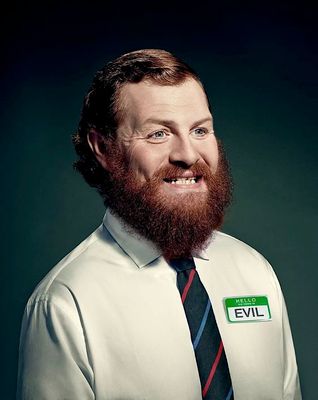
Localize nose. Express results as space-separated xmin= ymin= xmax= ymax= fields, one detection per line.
xmin=169 ymin=135 xmax=200 ymax=167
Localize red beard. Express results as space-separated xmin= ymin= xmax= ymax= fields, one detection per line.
xmin=104 ymin=140 xmax=233 ymax=259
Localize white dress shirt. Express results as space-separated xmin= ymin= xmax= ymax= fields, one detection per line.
xmin=17 ymin=209 xmax=302 ymax=399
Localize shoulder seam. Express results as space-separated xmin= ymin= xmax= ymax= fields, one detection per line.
xmin=33 ymin=227 xmax=101 ymax=297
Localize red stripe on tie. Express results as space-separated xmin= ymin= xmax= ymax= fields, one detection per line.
xmin=181 ymin=269 xmax=196 ymax=303
xmin=202 ymin=341 xmax=224 ymax=398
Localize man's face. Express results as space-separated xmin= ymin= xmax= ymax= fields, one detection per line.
xmin=100 ymin=78 xmax=232 ymax=259
xmin=116 ymin=78 xmax=218 ymax=197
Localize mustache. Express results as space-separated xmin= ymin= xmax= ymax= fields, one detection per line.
xmin=150 ymin=162 xmax=212 ymax=181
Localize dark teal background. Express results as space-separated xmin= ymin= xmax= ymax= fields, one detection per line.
xmin=2 ymin=2 xmax=317 ymax=399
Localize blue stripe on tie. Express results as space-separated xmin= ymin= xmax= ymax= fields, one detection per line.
xmin=225 ymin=387 xmax=233 ymax=400
xmin=193 ymin=300 xmax=211 ymax=350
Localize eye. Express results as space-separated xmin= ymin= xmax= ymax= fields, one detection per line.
xmin=148 ymin=130 xmax=168 ymax=141
xmin=192 ymin=127 xmax=209 ymax=137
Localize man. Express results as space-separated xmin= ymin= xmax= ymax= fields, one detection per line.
xmin=17 ymin=49 xmax=301 ymax=399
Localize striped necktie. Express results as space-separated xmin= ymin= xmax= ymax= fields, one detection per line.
xmin=170 ymin=258 xmax=234 ymax=399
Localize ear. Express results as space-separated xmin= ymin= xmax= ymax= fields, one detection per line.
xmin=87 ymin=129 xmax=110 ymax=171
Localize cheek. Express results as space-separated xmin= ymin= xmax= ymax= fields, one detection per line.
xmin=199 ymin=138 xmax=219 ymax=171
xmin=128 ymin=148 xmax=163 ymax=180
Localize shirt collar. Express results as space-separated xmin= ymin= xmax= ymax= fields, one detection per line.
xmin=103 ymin=208 xmax=210 ymax=268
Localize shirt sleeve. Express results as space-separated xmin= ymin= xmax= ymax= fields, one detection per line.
xmin=266 ymin=259 xmax=302 ymax=400
xmin=17 ymin=285 xmax=95 ymax=400
xmin=281 ymin=295 xmax=302 ymax=400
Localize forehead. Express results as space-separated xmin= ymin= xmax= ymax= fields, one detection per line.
xmin=118 ymin=78 xmax=211 ymax=124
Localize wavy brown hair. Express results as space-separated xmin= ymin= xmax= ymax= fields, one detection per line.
xmin=72 ymin=49 xmax=209 ymax=195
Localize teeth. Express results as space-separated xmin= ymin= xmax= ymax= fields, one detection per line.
xmin=170 ymin=178 xmax=197 ymax=185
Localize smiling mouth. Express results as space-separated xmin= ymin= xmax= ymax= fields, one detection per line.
xmin=163 ymin=176 xmax=201 ymax=185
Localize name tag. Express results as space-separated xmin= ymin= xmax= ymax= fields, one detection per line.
xmin=224 ymin=296 xmax=271 ymax=323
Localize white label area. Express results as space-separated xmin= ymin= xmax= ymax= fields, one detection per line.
xmin=228 ymin=305 xmax=271 ymax=322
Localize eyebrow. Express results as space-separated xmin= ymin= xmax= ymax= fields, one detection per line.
xmin=141 ymin=116 xmax=213 ymax=129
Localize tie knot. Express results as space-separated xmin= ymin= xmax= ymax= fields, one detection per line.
xmin=169 ymin=258 xmax=196 ymax=272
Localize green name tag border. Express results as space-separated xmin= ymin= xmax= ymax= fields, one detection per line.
xmin=224 ymin=295 xmax=271 ymax=323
